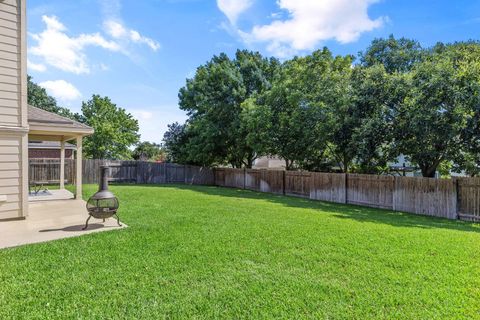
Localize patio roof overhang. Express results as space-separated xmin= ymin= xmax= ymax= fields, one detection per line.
xmin=27 ymin=105 xmax=94 ymax=141
xmin=27 ymin=105 xmax=94 ymax=202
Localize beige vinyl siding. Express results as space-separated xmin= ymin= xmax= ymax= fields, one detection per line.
xmin=0 ymin=169 xmax=19 ymax=178
xmin=0 ymin=34 xmax=17 ymax=46
xmin=0 ymin=135 xmax=21 ymax=218
xmin=0 ymin=97 xmax=18 ymax=108
xmin=0 ymin=153 xmax=19 ymax=162
xmin=0 ymin=0 xmax=20 ymax=127
xmin=0 ymin=80 xmax=18 ymax=91
xmin=0 ymin=162 xmax=19 ymax=171
xmin=0 ymin=9 xmax=17 ymax=22
xmin=0 ymin=0 xmax=26 ymax=219
xmin=0 ymin=106 xmax=18 ymax=115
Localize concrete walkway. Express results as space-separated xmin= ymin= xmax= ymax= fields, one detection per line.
xmin=0 ymin=199 xmax=126 ymax=250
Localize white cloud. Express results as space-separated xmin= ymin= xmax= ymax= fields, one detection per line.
xmin=39 ymin=80 xmax=82 ymax=102
xmin=130 ymin=30 xmax=160 ymax=51
xmin=131 ymin=110 xmax=154 ymax=121
xmin=27 ymin=59 xmax=47 ymax=72
xmin=237 ymin=0 xmax=385 ymax=57
xmin=217 ymin=0 xmax=253 ymax=25
xmin=104 ymin=20 xmax=127 ymax=38
xmin=30 ymin=15 xmax=121 ymax=74
xmin=130 ymin=108 xmax=187 ymax=143
xmin=104 ymin=20 xmax=160 ymax=51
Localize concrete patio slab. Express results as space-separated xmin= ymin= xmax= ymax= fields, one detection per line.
xmin=0 ymin=199 xmax=126 ymax=250
xmin=29 ymin=189 xmax=75 ymax=202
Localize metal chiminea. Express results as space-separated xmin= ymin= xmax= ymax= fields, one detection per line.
xmin=83 ymin=166 xmax=121 ymax=230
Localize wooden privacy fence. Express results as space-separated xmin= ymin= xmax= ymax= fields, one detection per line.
xmin=29 ymin=159 xmax=76 ymax=184
xmin=457 ymin=177 xmax=480 ymax=221
xmin=347 ymin=174 xmax=394 ymax=209
xmin=29 ymin=160 xmax=480 ymax=221
xmin=213 ymin=168 xmax=479 ymax=221
xmin=83 ymin=160 xmax=138 ymax=184
xmin=83 ymin=160 xmax=215 ymax=185
xmin=245 ymin=169 xmax=284 ymax=194
xmin=29 ymin=159 xmax=215 ymax=186
xmin=136 ymin=162 xmax=215 ymax=185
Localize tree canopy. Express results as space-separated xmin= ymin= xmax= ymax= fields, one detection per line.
xmin=80 ymin=95 xmax=140 ymax=160
xmin=359 ymin=35 xmax=424 ymax=73
xmin=132 ymin=142 xmax=166 ymax=162
xmin=175 ymin=50 xmax=279 ymax=168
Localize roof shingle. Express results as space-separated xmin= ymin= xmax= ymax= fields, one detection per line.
xmin=28 ymin=105 xmax=92 ymax=130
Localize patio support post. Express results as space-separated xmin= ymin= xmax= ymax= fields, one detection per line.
xmin=76 ymin=136 xmax=83 ymax=199
xmin=60 ymin=139 xmax=65 ymax=190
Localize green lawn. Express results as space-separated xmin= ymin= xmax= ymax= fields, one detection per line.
xmin=1 ymin=185 xmax=479 ymax=319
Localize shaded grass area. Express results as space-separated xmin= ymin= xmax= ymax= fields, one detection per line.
xmin=1 ymin=184 xmax=479 ymax=319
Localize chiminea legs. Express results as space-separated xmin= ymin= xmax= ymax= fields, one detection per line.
xmin=82 ymin=214 xmax=122 ymax=230
xmin=114 ymin=213 xmax=122 ymax=227
xmin=82 ymin=215 xmax=92 ymax=230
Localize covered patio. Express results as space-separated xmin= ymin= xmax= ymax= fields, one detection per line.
xmin=0 ymin=106 xmax=126 ymax=249
xmin=0 ymin=199 xmax=126 ymax=249
xmin=27 ymin=105 xmax=93 ymax=202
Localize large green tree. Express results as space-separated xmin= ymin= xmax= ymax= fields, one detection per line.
xmin=393 ymin=44 xmax=477 ymax=177
xmin=179 ymin=53 xmax=244 ymax=166
xmin=346 ymin=64 xmax=408 ymax=173
xmin=178 ymin=50 xmax=279 ymax=168
xmin=247 ymin=51 xmax=332 ymax=170
xmin=454 ymin=42 xmax=480 ymax=176
xmin=79 ymin=95 xmax=140 ymax=159
xmin=163 ymin=122 xmax=193 ymax=164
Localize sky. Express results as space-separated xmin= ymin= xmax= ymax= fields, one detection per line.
xmin=27 ymin=0 xmax=480 ymax=144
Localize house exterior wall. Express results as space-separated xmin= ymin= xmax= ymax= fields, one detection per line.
xmin=0 ymin=0 xmax=28 ymax=220
xmin=253 ymin=156 xmax=286 ymax=170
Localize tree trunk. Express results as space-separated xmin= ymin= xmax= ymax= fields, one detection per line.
xmin=285 ymin=159 xmax=293 ymax=170
xmin=341 ymin=154 xmax=350 ymax=173
xmin=243 ymin=154 xmax=255 ymax=169
xmin=420 ymin=165 xmax=437 ymax=178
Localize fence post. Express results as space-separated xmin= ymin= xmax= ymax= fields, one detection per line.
xmin=454 ymin=177 xmax=459 ymax=219
xmin=282 ymin=170 xmax=286 ymax=195
xmin=243 ymin=168 xmax=246 ymax=189
xmin=136 ymin=161 xmax=142 ymax=184
xmin=392 ymin=176 xmax=397 ymax=211
xmin=344 ymin=173 xmax=348 ymax=204
xmin=184 ymin=164 xmax=188 ymax=184
xmin=165 ymin=163 xmax=168 ymax=183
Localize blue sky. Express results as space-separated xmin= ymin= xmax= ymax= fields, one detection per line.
xmin=27 ymin=0 xmax=480 ymax=143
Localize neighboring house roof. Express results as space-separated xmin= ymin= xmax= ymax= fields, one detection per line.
xmin=28 ymin=105 xmax=94 ymax=140
xmin=28 ymin=141 xmax=77 ymax=150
